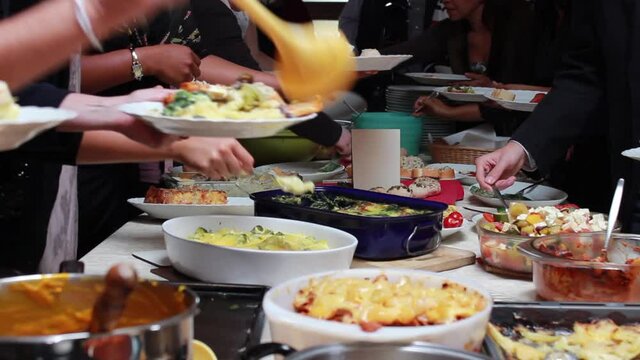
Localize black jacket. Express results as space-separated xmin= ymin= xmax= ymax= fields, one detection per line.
xmin=511 ymin=0 xmax=640 ymax=229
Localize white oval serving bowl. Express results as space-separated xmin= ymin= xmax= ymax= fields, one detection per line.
xmin=162 ymin=215 xmax=357 ymax=286
xmin=263 ymin=268 xmax=492 ymax=352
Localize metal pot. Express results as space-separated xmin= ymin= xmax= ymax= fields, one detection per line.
xmin=243 ymin=342 xmax=490 ymax=360
xmin=0 ymin=273 xmax=199 ymax=360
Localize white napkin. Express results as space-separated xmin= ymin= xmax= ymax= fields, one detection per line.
xmin=442 ymin=124 xmax=509 ymax=149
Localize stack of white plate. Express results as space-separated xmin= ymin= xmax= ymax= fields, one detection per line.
xmin=385 ymin=85 xmax=456 ymax=149
xmin=385 ymin=85 xmax=437 ymax=113
xmin=420 ymin=115 xmax=456 ymax=146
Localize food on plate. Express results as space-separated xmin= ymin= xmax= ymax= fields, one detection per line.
xmin=401 ymin=160 xmax=457 ymax=180
xmin=144 ymin=186 xmax=228 ymax=205
xmin=530 ymin=93 xmax=546 ymax=104
xmin=293 ymin=274 xmax=487 ymax=332
xmin=318 ymin=161 xmax=342 ymax=173
xmin=345 ymin=164 xmax=353 ymax=177
xmin=443 ymin=206 xmax=463 ymax=228
xmin=0 ymin=81 xmax=19 ymax=120
xmin=473 ymin=186 xmax=531 ymax=201
xmin=161 ymin=78 xmax=320 ymax=119
xmin=369 ymin=186 xmax=386 ymax=193
xmin=275 ymin=175 xmax=315 ymax=195
xmin=409 ymin=177 xmax=441 ymax=198
xmin=411 ymin=168 xmax=425 ymax=178
xmin=272 ymin=193 xmax=431 ymax=217
xmin=401 ymin=156 xmax=425 ymax=178
xmin=446 ymin=85 xmax=475 ymax=94
xmin=359 ymin=48 xmax=381 ymax=57
xmin=189 ymin=225 xmax=329 ymax=251
xmin=488 ymin=320 xmax=640 ymax=360
xmin=387 ymin=184 xmax=413 ymax=197
xmin=481 ymin=202 xmax=607 ymax=237
xmin=491 ymin=89 xmax=516 ymax=101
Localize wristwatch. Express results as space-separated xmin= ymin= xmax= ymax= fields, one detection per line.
xmin=130 ymin=47 xmax=144 ymax=81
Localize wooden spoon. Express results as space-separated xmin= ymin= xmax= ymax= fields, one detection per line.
xmin=232 ymin=0 xmax=356 ymax=101
xmin=88 ymin=263 xmax=138 ymax=333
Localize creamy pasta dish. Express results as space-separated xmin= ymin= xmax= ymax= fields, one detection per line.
xmin=189 ymin=225 xmax=329 ymax=251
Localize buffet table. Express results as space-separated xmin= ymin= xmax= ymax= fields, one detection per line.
xmin=80 ymin=193 xmax=536 ymax=302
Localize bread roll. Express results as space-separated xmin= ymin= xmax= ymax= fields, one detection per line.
xmin=400 ymin=168 xmax=412 ymax=178
xmin=387 ymin=185 xmax=412 ymax=197
xmin=412 ymin=168 xmax=425 ymax=178
xmin=424 ymin=166 xmax=440 ymax=178
xmin=410 ymin=177 xmax=441 ymax=198
xmin=439 ymin=166 xmax=455 ymax=180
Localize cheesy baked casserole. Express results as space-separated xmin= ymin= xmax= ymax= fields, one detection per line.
xmin=293 ymin=275 xmax=487 ymax=332
xmin=488 ymin=320 xmax=640 ymax=360
xmin=144 ymin=186 xmax=227 ymax=205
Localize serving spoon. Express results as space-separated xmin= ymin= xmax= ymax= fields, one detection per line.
xmin=603 ymin=178 xmax=625 ymax=262
xmin=232 ymin=0 xmax=356 ymax=101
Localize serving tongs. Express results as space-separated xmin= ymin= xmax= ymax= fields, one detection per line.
xmin=232 ymin=0 xmax=356 ymax=101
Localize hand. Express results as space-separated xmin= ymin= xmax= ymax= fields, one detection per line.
xmin=170 ymin=137 xmax=254 ymax=179
xmin=475 ymin=141 xmax=527 ymax=190
xmin=138 ymin=44 xmax=201 ymax=86
xmin=454 ymin=72 xmax=494 ymax=87
xmin=125 ymin=86 xmax=175 ymax=102
xmin=335 ymin=127 xmax=352 ymax=159
xmin=413 ymin=96 xmax=452 ymax=118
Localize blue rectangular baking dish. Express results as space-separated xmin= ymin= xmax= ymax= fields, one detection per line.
xmin=250 ymin=186 xmax=447 ymax=260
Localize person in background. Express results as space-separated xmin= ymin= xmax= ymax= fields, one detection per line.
xmin=475 ymin=0 xmax=640 ymax=231
xmin=412 ymin=0 xmax=569 ymax=136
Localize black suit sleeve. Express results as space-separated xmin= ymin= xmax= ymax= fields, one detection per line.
xmin=511 ymin=0 xmax=604 ymax=174
xmin=289 ymin=112 xmax=343 ymax=146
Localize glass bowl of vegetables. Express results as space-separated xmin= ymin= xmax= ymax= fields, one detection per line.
xmin=476 ymin=203 xmax=614 ymax=277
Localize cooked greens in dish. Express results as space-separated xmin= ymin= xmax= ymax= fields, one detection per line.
xmin=189 ymin=225 xmax=329 ymax=251
xmin=472 ymin=186 xmax=531 ymax=201
xmin=446 ymin=85 xmax=475 ymax=94
xmin=272 ymin=193 xmax=431 ymax=217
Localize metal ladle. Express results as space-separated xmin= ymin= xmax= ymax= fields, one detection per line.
xmin=233 ymin=0 xmax=356 ymax=101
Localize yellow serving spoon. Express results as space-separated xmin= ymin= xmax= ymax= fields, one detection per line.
xmin=232 ymin=0 xmax=356 ymax=101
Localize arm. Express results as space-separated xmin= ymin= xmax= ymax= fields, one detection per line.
xmin=199 ymin=55 xmax=280 ymax=90
xmin=0 ymin=0 xmax=176 ymax=91
xmin=338 ymin=0 xmax=364 ymax=45
xmin=288 ymin=112 xmax=343 ymax=147
xmin=81 ymin=45 xmax=201 ymax=94
xmin=510 ymin=0 xmax=603 ymax=174
xmin=476 ymin=0 xmax=604 ymax=189
xmin=414 ymin=97 xmax=483 ymax=122
xmin=77 ymin=132 xmax=254 ymax=179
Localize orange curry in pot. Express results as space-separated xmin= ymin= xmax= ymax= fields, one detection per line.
xmin=0 ymin=274 xmax=189 ymax=336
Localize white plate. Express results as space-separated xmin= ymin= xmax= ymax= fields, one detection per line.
xmin=469 ymin=182 xmax=568 ymax=207
xmin=405 ymin=73 xmax=470 ymax=86
xmin=0 ymin=106 xmax=76 ymax=151
xmin=441 ymin=218 xmax=468 ymax=239
xmin=484 ymin=90 xmax=547 ymax=112
xmin=434 ymin=87 xmax=493 ymax=103
xmin=162 ymin=216 xmax=357 ymax=286
xmin=119 ymin=101 xmax=316 ymax=139
xmin=622 ymin=147 xmax=640 ymax=161
xmin=255 ymin=160 xmax=345 ymax=182
xmin=428 ymin=163 xmax=477 ymax=185
xmin=354 ymin=55 xmax=413 ymax=71
xmin=127 ymin=197 xmax=254 ymax=219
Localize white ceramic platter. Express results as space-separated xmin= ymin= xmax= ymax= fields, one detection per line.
xmin=119 ymin=101 xmax=316 ymax=139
